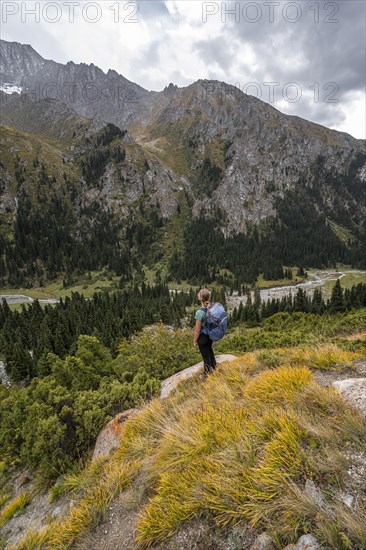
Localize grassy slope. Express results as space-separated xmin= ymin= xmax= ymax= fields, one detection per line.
xmin=0 ymin=125 xmax=78 ymax=188
xmin=326 ymin=219 xmax=357 ymax=244
xmin=8 ymin=317 xmax=366 ymax=550
xmin=322 ymin=271 xmax=366 ymax=295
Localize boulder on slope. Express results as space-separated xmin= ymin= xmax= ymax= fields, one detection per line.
xmin=160 ymin=354 xmax=237 ymax=398
xmin=92 ymin=408 xmax=140 ymax=462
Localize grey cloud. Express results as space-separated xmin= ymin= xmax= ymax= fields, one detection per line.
xmin=135 ymin=0 xmax=170 ymax=20
xmin=1 ymin=24 xmax=65 ymax=64
xmin=169 ymin=70 xmax=194 ymax=87
xmin=226 ymin=0 xmax=365 ymax=97
xmin=140 ymin=40 xmax=161 ymax=67
xmin=193 ymin=36 xmax=236 ymax=71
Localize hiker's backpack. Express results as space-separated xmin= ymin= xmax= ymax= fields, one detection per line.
xmin=200 ymin=302 xmax=228 ymax=341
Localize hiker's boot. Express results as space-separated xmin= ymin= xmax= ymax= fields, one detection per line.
xmin=199 ymin=363 xmax=212 ymax=379
xmin=203 ymin=363 xmax=211 ymax=374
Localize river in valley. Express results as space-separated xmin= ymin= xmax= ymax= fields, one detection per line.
xmin=0 ymin=294 xmax=59 ymax=305
xmin=225 ymin=270 xmax=366 ymax=312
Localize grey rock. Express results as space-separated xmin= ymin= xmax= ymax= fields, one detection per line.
xmin=250 ymin=532 xmax=275 ymax=550
xmin=304 ymin=479 xmax=327 ymax=508
xmin=0 ymin=360 xmax=11 ymax=388
xmin=160 ymin=354 xmax=237 ymax=398
xmin=52 ymin=506 xmax=63 ymax=518
xmin=333 ymin=378 xmax=366 ymax=417
xmin=295 ymin=534 xmax=320 ymax=549
xmin=342 ymin=494 xmax=355 ymax=508
xmin=283 ymin=534 xmax=320 ymax=550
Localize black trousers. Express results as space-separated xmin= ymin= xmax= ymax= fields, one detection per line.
xmin=197 ymin=332 xmax=217 ymax=373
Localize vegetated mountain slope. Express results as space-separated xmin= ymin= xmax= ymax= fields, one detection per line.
xmin=0 ymin=90 xmax=106 ymax=141
xmin=133 ymin=79 xmax=366 ymax=234
xmin=2 ymin=38 xmax=365 ymax=233
xmin=0 ymin=97 xmax=188 ymax=286
xmin=1 ymin=38 xmax=366 ymax=286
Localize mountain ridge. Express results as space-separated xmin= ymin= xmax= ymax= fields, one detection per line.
xmin=1 ymin=38 xmax=366 ymax=287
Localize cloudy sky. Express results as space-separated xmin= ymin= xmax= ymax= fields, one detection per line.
xmin=2 ymin=0 xmax=366 ymax=138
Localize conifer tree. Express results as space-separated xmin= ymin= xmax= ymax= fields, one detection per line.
xmin=330 ymin=279 xmax=345 ymax=312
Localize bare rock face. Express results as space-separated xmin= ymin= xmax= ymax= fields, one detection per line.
xmin=160 ymin=354 xmax=237 ymax=398
xmin=0 ymin=39 xmax=45 ymax=84
xmin=332 ymin=378 xmax=366 ymax=417
xmin=92 ymin=408 xmax=140 ymax=462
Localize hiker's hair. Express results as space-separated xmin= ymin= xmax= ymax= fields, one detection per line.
xmin=198 ymin=288 xmax=211 ymax=307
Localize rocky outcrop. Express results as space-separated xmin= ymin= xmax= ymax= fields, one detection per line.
xmin=0 ymin=39 xmax=45 ymax=84
xmin=332 ymin=378 xmax=366 ymax=417
xmin=304 ymin=479 xmax=328 ymax=508
xmin=92 ymin=408 xmax=140 ymax=462
xmin=160 ymin=354 xmax=237 ymax=398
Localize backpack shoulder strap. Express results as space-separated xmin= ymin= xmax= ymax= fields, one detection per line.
xmin=207 ymin=302 xmax=216 ymax=314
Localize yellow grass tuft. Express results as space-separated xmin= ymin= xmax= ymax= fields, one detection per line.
xmin=49 ymin=456 xmax=107 ymax=502
xmin=343 ymin=331 xmax=366 ymax=342
xmin=0 ymin=491 xmax=12 ymax=508
xmin=244 ymin=364 xmax=313 ymax=405
xmin=0 ymin=491 xmax=31 ymax=528
xmin=286 ymin=343 xmax=360 ymax=370
xmin=7 ymin=525 xmax=53 ymax=550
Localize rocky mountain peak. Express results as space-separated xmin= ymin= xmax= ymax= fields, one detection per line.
xmin=0 ymin=39 xmax=45 ymax=85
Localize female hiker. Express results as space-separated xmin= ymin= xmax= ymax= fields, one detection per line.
xmin=193 ymin=288 xmax=217 ymax=378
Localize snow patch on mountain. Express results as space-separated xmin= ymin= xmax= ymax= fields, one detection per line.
xmin=0 ymin=83 xmax=22 ymax=94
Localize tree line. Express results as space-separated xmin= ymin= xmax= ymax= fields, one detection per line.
xmin=0 ymin=284 xmax=197 ymax=383
xmin=229 ymin=280 xmax=366 ymax=326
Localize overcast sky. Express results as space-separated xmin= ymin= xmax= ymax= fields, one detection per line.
xmin=2 ymin=0 xmax=366 ymax=138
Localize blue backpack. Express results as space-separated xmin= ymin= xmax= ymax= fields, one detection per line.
xmin=200 ymin=302 xmax=228 ymax=341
